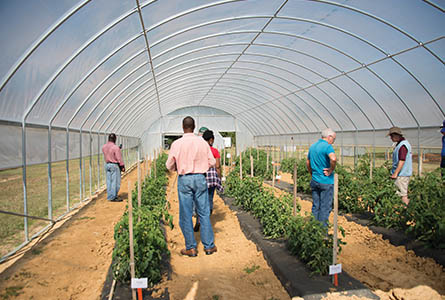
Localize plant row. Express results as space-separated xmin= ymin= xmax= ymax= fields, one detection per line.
xmin=279 ymin=156 xmax=445 ymax=249
xmin=112 ymin=153 xmax=173 ymax=285
xmin=232 ymin=148 xmax=274 ymax=180
xmin=224 ymin=170 xmax=344 ymax=276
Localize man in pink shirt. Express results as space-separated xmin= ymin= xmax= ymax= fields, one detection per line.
xmin=166 ymin=116 xmax=217 ymax=257
xmin=102 ymin=133 xmax=125 ymax=202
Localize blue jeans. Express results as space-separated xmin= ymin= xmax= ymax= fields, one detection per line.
xmin=208 ymin=186 xmax=216 ymax=212
xmin=310 ymin=179 xmax=333 ymax=226
xmin=105 ymin=163 xmax=121 ymax=200
xmin=178 ymin=174 xmax=215 ymax=250
xmin=193 ymin=186 xmax=216 ymax=224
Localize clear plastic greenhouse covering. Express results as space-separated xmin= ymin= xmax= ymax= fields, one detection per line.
xmin=0 ymin=0 xmax=444 ymax=168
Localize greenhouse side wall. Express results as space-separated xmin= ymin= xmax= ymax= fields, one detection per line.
xmin=0 ymin=122 xmax=139 ymax=261
xmin=254 ymin=127 xmax=443 ymax=174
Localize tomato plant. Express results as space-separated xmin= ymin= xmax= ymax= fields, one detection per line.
xmin=224 ymin=167 xmax=341 ymax=276
xmin=405 ymin=169 xmax=445 ymax=248
xmin=112 ymin=152 xmax=172 ymax=284
xmin=280 ymin=158 xmax=311 ymax=194
xmin=286 ymin=214 xmax=345 ymax=276
xmin=305 ymin=155 xmax=445 ymax=248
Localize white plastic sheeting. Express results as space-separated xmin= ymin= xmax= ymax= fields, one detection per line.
xmin=255 ymin=127 xmax=443 ymax=150
xmin=1 ymin=0 xmax=443 ymax=145
xmin=0 ymin=124 xmax=139 ymax=170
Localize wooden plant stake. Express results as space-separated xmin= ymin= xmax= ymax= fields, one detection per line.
xmin=128 ymin=181 xmax=136 ymax=300
xmin=332 ymin=173 xmax=339 ymax=286
xmin=272 ymin=163 xmax=275 ymax=188
xmin=153 ymin=150 xmax=157 ymax=178
xmin=266 ymin=150 xmax=270 ymax=172
xmin=369 ymin=154 xmax=373 ymax=181
xmin=250 ymin=155 xmax=254 ymax=177
xmin=239 ymin=152 xmax=243 ymax=180
xmin=108 ymin=278 xmax=116 ymax=300
xmin=137 ymin=158 xmax=142 ymax=222
xmin=293 ymin=161 xmax=297 ymax=216
xmin=419 ymin=149 xmax=423 ymax=176
xmin=257 ymin=147 xmax=259 ymax=160
xmin=229 ymin=149 xmax=233 ymax=173
xmin=223 ymin=147 xmax=226 ymax=176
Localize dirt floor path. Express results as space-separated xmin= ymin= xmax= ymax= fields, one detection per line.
xmin=277 ymin=173 xmax=445 ymax=300
xmin=0 ymin=167 xmax=138 ymax=300
xmin=154 ymin=171 xmax=291 ymax=300
xmin=0 ymin=167 xmax=291 ymax=300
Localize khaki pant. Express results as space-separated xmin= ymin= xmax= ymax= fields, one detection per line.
xmin=395 ymin=176 xmax=410 ymax=197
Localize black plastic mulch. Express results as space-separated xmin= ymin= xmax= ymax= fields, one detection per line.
xmin=220 ymin=194 xmax=379 ymax=300
xmin=267 ymin=180 xmax=445 ymax=267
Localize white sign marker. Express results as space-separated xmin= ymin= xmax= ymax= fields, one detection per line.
xmin=329 ymin=264 xmax=342 ymax=275
xmin=131 ymin=278 xmax=148 ymax=289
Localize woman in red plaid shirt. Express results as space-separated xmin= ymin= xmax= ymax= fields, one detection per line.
xmin=194 ymin=130 xmax=224 ymax=232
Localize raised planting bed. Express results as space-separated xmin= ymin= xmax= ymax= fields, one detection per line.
xmin=101 ymin=154 xmax=172 ymax=299
xmin=220 ymin=194 xmax=378 ymax=300
xmin=267 ymin=179 xmax=445 ymax=267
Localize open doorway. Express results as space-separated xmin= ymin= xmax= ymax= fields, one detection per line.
xmin=163 ymin=134 xmax=182 ymax=150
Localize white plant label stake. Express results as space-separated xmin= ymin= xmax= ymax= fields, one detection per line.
xmin=131 ymin=278 xmax=148 ymax=289
xmin=329 ymin=264 xmax=342 ymax=275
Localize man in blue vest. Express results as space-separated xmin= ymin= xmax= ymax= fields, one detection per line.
xmin=306 ymin=128 xmax=337 ymax=226
xmin=387 ymin=127 xmax=412 ymax=206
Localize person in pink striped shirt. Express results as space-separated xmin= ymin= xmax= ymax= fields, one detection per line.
xmin=102 ymin=133 xmax=125 ymax=202
xmin=166 ymin=116 xmax=217 ymax=257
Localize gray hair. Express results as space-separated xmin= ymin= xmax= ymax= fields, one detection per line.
xmin=321 ymin=128 xmax=336 ymax=138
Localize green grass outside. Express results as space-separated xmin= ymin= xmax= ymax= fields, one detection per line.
xmin=0 ymin=154 xmax=105 ymax=257
xmin=0 ymin=146 xmax=138 ymax=258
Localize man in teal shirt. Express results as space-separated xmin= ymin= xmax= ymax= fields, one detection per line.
xmin=306 ymin=128 xmax=337 ymax=226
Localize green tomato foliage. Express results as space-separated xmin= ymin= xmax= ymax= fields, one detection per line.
xmin=285 ymin=154 xmax=445 ymax=248
xmin=280 ymin=158 xmax=311 ymax=194
xmin=112 ymin=152 xmax=173 ymax=284
xmin=224 ymin=160 xmax=343 ymax=276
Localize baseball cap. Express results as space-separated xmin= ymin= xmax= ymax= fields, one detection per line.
xmin=440 ymin=120 xmax=445 ymax=133
xmin=198 ymin=126 xmax=208 ymax=133
xmin=387 ymin=126 xmax=403 ymax=136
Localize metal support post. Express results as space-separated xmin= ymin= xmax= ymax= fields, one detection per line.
xmin=89 ymin=132 xmax=92 ymax=196
xmin=79 ymin=130 xmax=83 ymax=202
xmin=21 ymin=122 xmax=29 ymax=241
xmin=97 ymin=133 xmax=100 ymax=190
xmin=48 ymin=126 xmax=53 ymax=220
xmin=66 ymin=128 xmax=70 ymax=212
